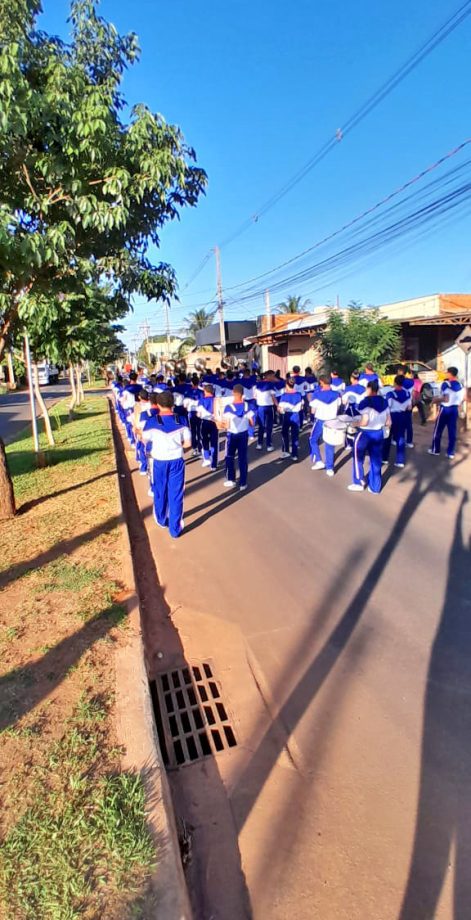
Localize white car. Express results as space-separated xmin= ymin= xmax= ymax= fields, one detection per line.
xmin=36 ymin=362 xmax=60 ymax=385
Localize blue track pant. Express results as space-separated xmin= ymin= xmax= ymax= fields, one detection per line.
xmin=189 ymin=414 xmax=202 ymax=451
xmin=282 ymin=417 xmax=300 ymax=458
xmin=431 ymin=406 xmax=458 ymax=457
xmin=310 ymin=420 xmax=334 ymax=470
xmin=352 ymin=429 xmax=384 ymax=493
xmin=226 ymin=431 xmax=249 ymax=486
xmin=257 ymin=406 xmax=274 ymax=447
xmin=405 ymin=409 xmax=413 ymax=446
xmin=383 ymin=414 xmax=407 ymax=465
xmin=135 ymin=439 xmax=148 ymax=473
xmin=152 ymin=458 xmax=185 ymax=538
xmin=201 ymin=419 xmax=219 ymax=469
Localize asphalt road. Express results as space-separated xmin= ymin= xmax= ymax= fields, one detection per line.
xmin=127 ymin=416 xmax=471 ymax=920
xmin=0 ymin=380 xmax=70 ymax=444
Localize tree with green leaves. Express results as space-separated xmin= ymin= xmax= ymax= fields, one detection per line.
xmin=276 ymin=295 xmax=311 ymax=315
xmin=181 ymin=307 xmax=215 ymax=348
xmin=0 ymin=0 xmax=206 ymax=517
xmin=0 ymin=0 xmax=206 ymax=358
xmin=322 ymin=307 xmax=400 ymax=378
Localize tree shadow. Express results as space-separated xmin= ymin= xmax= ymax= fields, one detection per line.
xmin=0 ymin=601 xmax=126 ymax=732
xmin=231 ymin=454 xmax=466 ymax=843
xmin=18 ymin=470 xmax=116 ymax=513
xmin=399 ymin=490 xmax=471 ymax=919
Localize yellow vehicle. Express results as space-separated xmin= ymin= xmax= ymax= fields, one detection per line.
xmin=382 ymin=361 xmax=446 ymax=393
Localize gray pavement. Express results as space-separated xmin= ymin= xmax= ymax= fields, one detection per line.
xmin=0 ymin=381 xmax=70 ymax=444
xmin=127 ymin=417 xmax=471 ymax=920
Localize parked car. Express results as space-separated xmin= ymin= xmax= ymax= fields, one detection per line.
xmin=383 ymin=361 xmax=444 ymax=398
xmin=36 ymin=362 xmax=60 ymax=385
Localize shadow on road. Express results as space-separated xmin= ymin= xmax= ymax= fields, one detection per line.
xmin=399 ymin=490 xmax=471 ymax=919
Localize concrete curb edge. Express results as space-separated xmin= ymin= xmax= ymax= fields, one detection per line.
xmin=108 ymin=397 xmax=192 ymax=920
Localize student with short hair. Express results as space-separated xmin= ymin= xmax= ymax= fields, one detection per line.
xmin=278 ymin=378 xmax=303 ymax=460
xmin=133 ymin=388 xmax=152 ymax=475
xmin=309 ymin=375 xmax=341 ymax=476
xmin=330 ymin=370 xmax=346 ymax=392
xmin=142 ymin=390 xmax=191 ymax=538
xmin=183 ymin=375 xmax=203 ymax=456
xmin=359 ymin=363 xmax=383 ymax=389
xmin=348 ymin=380 xmax=391 ymax=493
xmin=429 ymin=367 xmax=464 ymax=459
xmin=254 ymin=371 xmax=278 ymax=452
xmin=198 ymin=383 xmax=219 ymax=470
xmin=220 ymin=384 xmax=255 ymax=490
xmin=382 ymin=375 xmax=411 ymax=468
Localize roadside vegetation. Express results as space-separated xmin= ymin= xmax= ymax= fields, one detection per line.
xmin=0 ymin=396 xmax=155 ymax=919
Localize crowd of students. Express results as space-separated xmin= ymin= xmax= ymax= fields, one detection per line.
xmin=111 ymin=361 xmax=465 ymax=538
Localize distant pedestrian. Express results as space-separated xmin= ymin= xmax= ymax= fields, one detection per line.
xmin=428 ymin=367 xmax=465 ymax=459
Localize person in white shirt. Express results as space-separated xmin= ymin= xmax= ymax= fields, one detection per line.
xmin=309 ymin=375 xmax=342 ymax=476
xmin=218 ymin=384 xmax=255 ymax=490
xmin=254 ymin=371 xmax=278 ymax=452
xmin=142 ymin=390 xmax=191 ymax=538
xmin=348 ymin=381 xmax=391 ymax=494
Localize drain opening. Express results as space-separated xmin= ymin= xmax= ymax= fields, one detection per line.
xmin=149 ymin=660 xmax=237 ymax=769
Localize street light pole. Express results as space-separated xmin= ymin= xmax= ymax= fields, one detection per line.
xmin=23 ymin=332 xmax=40 ymax=454
xmin=215 ymin=245 xmax=226 ymax=359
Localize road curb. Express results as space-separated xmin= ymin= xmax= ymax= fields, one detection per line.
xmin=108 ymin=397 xmax=192 ymax=920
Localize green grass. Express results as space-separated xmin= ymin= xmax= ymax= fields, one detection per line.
xmin=41 ymin=559 xmax=104 ymax=592
xmin=0 ymin=698 xmax=155 ymax=920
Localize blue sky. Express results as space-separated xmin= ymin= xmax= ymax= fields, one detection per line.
xmin=40 ymin=0 xmax=471 ymax=345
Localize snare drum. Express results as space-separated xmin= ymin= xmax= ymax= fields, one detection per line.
xmin=323 ymin=419 xmax=347 ymax=447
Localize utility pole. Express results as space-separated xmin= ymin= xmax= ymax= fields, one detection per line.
xmin=265 ymin=289 xmax=271 ymax=329
xmin=215 ymin=245 xmax=226 ymax=359
xmin=336 ymin=294 xmax=340 ymax=309
xmin=164 ymin=302 xmax=171 ymax=357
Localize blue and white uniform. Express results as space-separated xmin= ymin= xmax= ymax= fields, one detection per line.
xmin=278 ymin=390 xmax=303 ymax=459
xmin=430 ymin=379 xmax=464 ymax=458
xmin=382 ymin=387 xmax=411 ymax=466
xmin=331 ymin=375 xmax=346 ymax=393
xmin=172 ymin=383 xmax=191 ymax=423
xmin=341 ymin=383 xmax=366 ymax=417
xmin=224 ymin=402 xmax=255 ymax=487
xmin=198 ymin=395 xmax=219 ymax=469
xmin=402 ymin=377 xmax=415 ymax=446
xmin=309 ymin=390 xmax=341 ymax=471
xmin=352 ymin=395 xmax=390 ymax=493
xmin=254 ymin=380 xmax=277 ymax=449
xmin=359 ymin=371 xmax=382 ymax=389
xmin=135 ymin=406 xmax=153 ymax=474
xmin=143 ymin=415 xmax=190 ymax=538
xmin=183 ymin=385 xmax=203 ymax=453
xmin=119 ymin=383 xmax=141 ymax=444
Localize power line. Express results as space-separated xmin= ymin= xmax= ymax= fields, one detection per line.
xmin=217 ymin=0 xmax=471 ymax=251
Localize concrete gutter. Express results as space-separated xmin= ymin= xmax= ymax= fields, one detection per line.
xmin=109 ymin=398 xmax=192 ymax=920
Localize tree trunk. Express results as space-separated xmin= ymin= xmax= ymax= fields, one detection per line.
xmin=0 ymin=437 xmax=15 ymax=519
xmin=32 ymin=364 xmax=55 ymax=446
xmin=76 ymin=365 xmax=84 ymax=404
xmin=69 ymin=363 xmax=77 ymax=417
xmin=6 ymin=352 xmax=15 ymax=388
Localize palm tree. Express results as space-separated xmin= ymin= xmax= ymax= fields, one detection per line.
xmin=276 ymin=295 xmax=311 ymax=315
xmin=181 ymin=307 xmax=216 ymax=347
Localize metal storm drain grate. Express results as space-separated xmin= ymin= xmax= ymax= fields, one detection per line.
xmin=149 ymin=661 xmax=237 ymax=769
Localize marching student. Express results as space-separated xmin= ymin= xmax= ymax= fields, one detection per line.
xmin=183 ymin=375 xmax=203 ymax=456
xmin=341 ymin=372 xmax=366 ymax=416
xmin=330 ymin=370 xmax=346 ymax=392
xmin=119 ymin=372 xmax=141 ymax=445
xmin=359 ymin=362 xmax=383 ymax=389
xmin=382 ymin=375 xmax=411 ymax=468
xmin=133 ymin=389 xmax=152 ymax=475
xmin=254 ymin=371 xmax=278 ymax=452
xmin=278 ymin=378 xmax=303 ymax=461
xmin=402 ymin=367 xmax=415 ymax=446
xmin=348 ymin=380 xmax=391 ymax=494
xmin=142 ymin=393 xmax=161 ymax=497
xmin=142 ymin=390 xmax=191 ymax=539
xmin=291 ymin=365 xmax=308 ymax=425
xmin=428 ymin=366 xmax=465 ymax=459
xmin=153 ymin=374 xmax=169 ymax=393
xmin=309 ymin=375 xmax=342 ymax=476
xmin=220 ymin=384 xmax=255 ymax=490
xmin=172 ymin=373 xmax=191 ymax=424
xmin=198 ymin=383 xmax=220 ymax=470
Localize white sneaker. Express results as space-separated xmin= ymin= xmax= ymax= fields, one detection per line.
xmin=311 ymin=461 xmax=325 ymax=471
xmin=139 ymin=470 xmax=147 ymax=476
xmin=201 ymin=459 xmax=211 ymax=467
xmin=192 ymin=449 xmax=199 ymax=457
xmin=428 ymin=449 xmax=440 ymax=456
xmin=382 ymin=459 xmax=388 ymax=465
xmin=326 ymin=469 xmax=334 ymax=477
xmin=239 ymin=484 xmax=247 ymax=491
xmin=407 ymin=443 xmax=414 ymax=449
xmin=367 ymin=487 xmax=377 ymax=494
xmin=256 ymin=444 xmax=263 ymax=451
xmin=266 ymin=446 xmax=275 ymax=452
xmin=348 ymin=483 xmax=364 ymax=492
xmin=223 ymin=480 xmax=236 ymax=488
xmin=281 ymin=451 xmax=290 ymax=458
xmin=391 ymin=440 xmax=397 ymax=446
xmin=448 ymin=454 xmax=455 ymax=460
xmin=147 ymin=488 xmax=153 ymax=497
xmin=394 ymin=463 xmax=405 ymax=468
xmin=291 ymin=456 xmax=298 ymax=462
